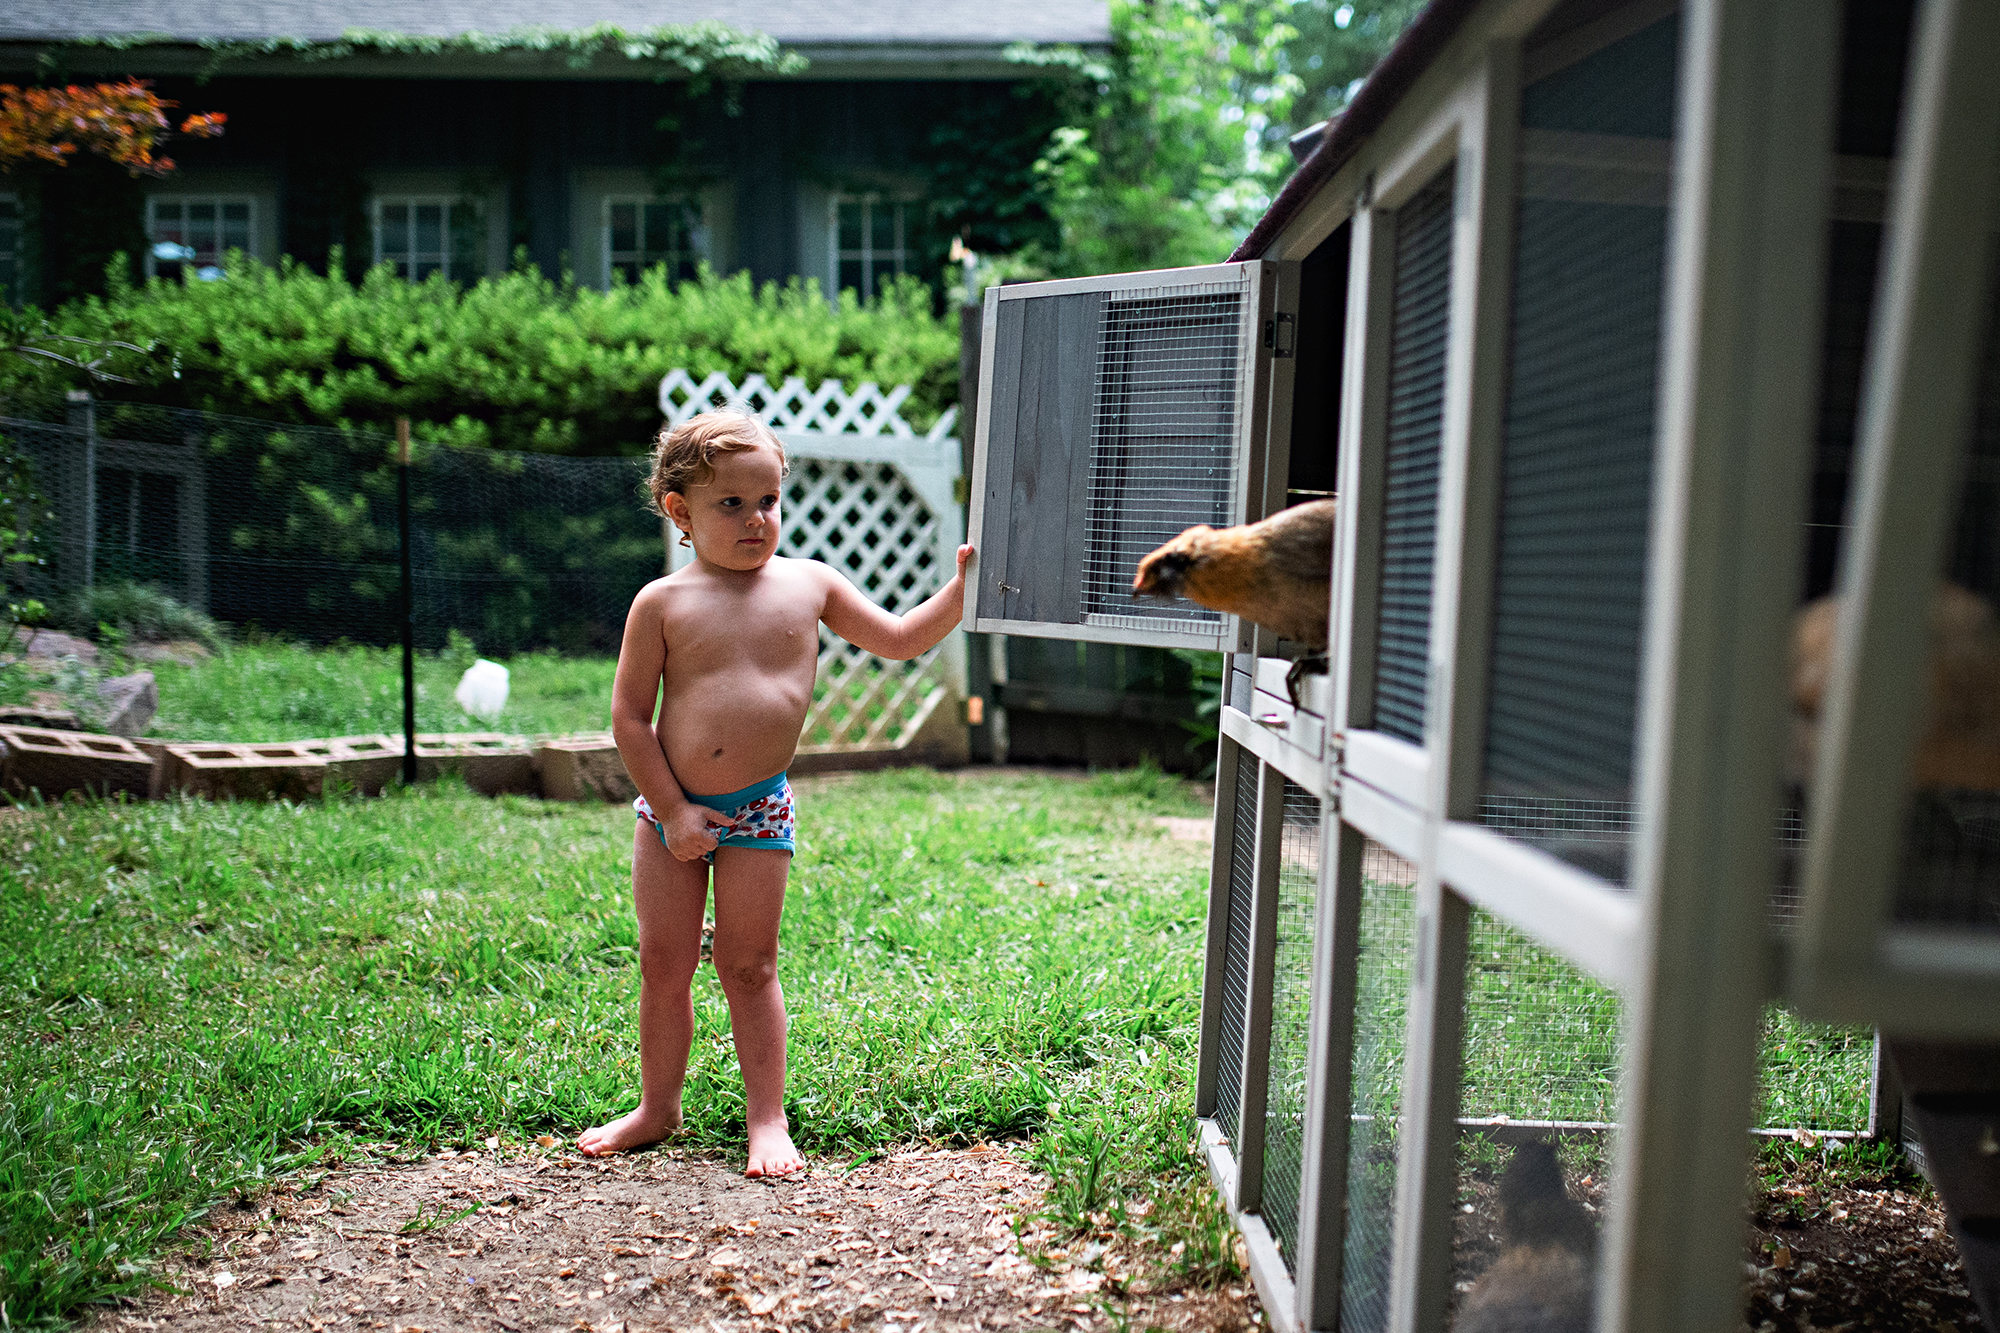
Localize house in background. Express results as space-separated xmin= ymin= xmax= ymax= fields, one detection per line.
xmin=0 ymin=1 xmax=1108 ymax=304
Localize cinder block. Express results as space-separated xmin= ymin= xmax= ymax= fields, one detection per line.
xmin=0 ymin=724 xmax=156 ymax=798
xmin=317 ymin=734 xmax=404 ymax=796
xmin=132 ymin=739 xmax=170 ymax=800
xmin=414 ymin=733 xmax=535 ymax=795
xmin=165 ymin=741 xmax=327 ymax=800
xmin=535 ymin=733 xmax=636 ymax=802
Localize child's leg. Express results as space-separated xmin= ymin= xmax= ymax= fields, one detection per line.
xmin=577 ymin=822 xmax=709 ymax=1156
xmin=709 ymin=845 xmax=803 ymax=1177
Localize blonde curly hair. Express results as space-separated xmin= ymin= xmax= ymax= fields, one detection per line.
xmin=646 ymin=411 xmax=789 ymax=517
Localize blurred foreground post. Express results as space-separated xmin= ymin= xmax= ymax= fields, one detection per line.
xmin=397 ymin=418 xmax=416 ymax=786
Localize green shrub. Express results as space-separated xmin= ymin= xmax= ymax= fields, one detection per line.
xmin=1 ymin=259 xmax=960 ymax=456
xmin=54 ymin=581 xmax=226 ymax=649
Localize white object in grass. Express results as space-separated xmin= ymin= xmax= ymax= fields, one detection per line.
xmin=455 ymin=659 xmax=510 ymax=721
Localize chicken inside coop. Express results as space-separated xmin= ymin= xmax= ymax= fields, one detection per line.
xmin=1131 ymin=498 xmax=1336 ymax=705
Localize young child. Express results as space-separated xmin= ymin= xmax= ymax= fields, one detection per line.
xmin=578 ymin=411 xmax=972 ymax=1176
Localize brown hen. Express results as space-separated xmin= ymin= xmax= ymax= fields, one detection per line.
xmin=1130 ymin=498 xmax=1336 ymax=649
xmin=1454 ymin=1140 xmax=1597 ymax=1333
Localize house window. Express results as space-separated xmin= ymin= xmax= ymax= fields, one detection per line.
xmin=604 ymin=197 xmax=702 ymax=285
xmin=146 ymin=196 xmax=253 ymax=280
xmin=374 ymin=196 xmax=484 ymax=281
xmin=831 ymin=194 xmax=909 ymax=300
xmin=0 ymin=193 xmax=19 ymax=302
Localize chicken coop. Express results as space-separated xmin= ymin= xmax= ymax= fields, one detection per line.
xmin=961 ymin=1 xmax=2000 ymax=1331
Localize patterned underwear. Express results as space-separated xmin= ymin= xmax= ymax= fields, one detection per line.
xmin=634 ymin=771 xmax=796 ymax=863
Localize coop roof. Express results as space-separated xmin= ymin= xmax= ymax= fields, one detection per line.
xmin=0 ymin=0 xmax=1109 ymax=78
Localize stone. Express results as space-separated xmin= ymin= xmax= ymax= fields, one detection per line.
xmin=0 ymin=725 xmax=156 ymax=798
xmin=318 ymin=734 xmax=404 ymax=796
xmin=164 ymin=741 xmax=327 ymax=801
xmin=18 ymin=629 xmax=98 ymax=664
xmin=0 ymin=705 xmax=79 ymax=730
xmin=414 ymin=733 xmax=535 ymax=795
xmin=95 ymin=671 xmax=158 ymax=737
xmin=535 ymin=733 xmax=636 ymax=802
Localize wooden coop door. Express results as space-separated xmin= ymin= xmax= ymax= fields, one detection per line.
xmin=962 ymin=262 xmax=1279 ymax=653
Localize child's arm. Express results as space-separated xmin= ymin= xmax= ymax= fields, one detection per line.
xmin=819 ymin=544 xmax=974 ymax=661
xmin=611 ymin=587 xmax=727 ymax=861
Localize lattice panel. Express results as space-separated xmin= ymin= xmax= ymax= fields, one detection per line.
xmin=783 ymin=458 xmax=951 ymax=752
xmin=658 ymin=369 xmax=959 ymax=441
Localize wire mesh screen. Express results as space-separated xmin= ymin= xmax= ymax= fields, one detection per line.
xmin=1260 ymin=779 xmax=1321 ymax=1272
xmin=1372 ymin=173 xmax=1454 ymax=744
xmin=1461 ymin=910 xmax=1622 ymax=1125
xmin=1887 ymin=227 xmax=2000 ymax=930
xmin=411 ymin=445 xmax=660 ymax=655
xmin=1082 ymin=286 xmax=1244 ymax=635
xmin=9 ymin=403 xmax=660 ymax=654
xmin=1339 ymin=841 xmax=1418 ymax=1333
xmin=1213 ymin=751 xmax=1262 ymax=1146
xmin=1479 ymin=12 xmax=1677 ymax=887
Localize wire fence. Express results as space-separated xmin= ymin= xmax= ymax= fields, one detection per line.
xmin=8 ymin=399 xmax=660 ymax=656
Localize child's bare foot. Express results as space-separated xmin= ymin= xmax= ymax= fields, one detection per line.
xmin=577 ymin=1104 xmax=682 ymax=1157
xmin=745 ymin=1119 xmax=804 ymax=1177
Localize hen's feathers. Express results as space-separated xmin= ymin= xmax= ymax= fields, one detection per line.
xmin=1130 ymin=499 xmax=1335 ymax=649
xmin=1791 ymin=584 xmax=2000 ymax=790
xmin=1453 ymin=1141 xmax=1597 ymax=1333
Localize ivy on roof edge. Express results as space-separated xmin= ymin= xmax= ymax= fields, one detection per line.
xmin=44 ymin=22 xmax=809 ymax=83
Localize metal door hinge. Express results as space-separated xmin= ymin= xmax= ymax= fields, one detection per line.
xmin=1263 ymin=312 xmax=1296 ymax=358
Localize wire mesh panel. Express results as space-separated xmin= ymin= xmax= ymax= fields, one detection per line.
xmin=411 ymin=445 xmax=658 ymax=655
xmin=1260 ymin=779 xmax=1321 ymax=1271
xmin=1372 ymin=172 xmax=1455 ymax=743
xmin=1214 ymin=752 xmax=1263 ymax=1147
xmin=1339 ymin=841 xmax=1418 ymax=1333
xmin=1461 ymin=911 xmax=1622 ymax=1124
xmin=1885 ymin=222 xmax=2000 ymax=930
xmin=10 ymin=406 xmax=406 ymax=646
xmin=1478 ymin=11 xmax=1678 ymax=885
xmin=1082 ymin=286 xmax=1246 ymax=636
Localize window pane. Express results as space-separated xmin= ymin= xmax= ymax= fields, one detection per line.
xmin=451 ymin=216 xmax=482 ymax=279
xmin=222 ymin=210 xmax=250 ymax=253
xmin=188 ymin=202 xmax=215 ymax=225
xmin=838 ymin=258 xmax=864 ymax=298
xmin=870 ymin=201 xmax=897 ymax=252
xmin=414 ymin=260 xmax=441 ymax=280
xmin=611 ymin=260 xmax=639 ymax=285
xmin=415 ymin=204 xmax=443 ymax=255
xmin=643 ymin=202 xmax=676 ymax=255
xmin=609 ymin=203 xmax=638 ymax=254
xmin=837 ymin=201 xmax=864 ymax=250
xmin=380 ymin=203 xmax=409 ymax=258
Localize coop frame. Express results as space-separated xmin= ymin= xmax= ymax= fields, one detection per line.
xmin=960 ymin=1 xmax=2000 ymax=1331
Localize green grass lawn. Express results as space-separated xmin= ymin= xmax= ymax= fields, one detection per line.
xmin=139 ymin=642 xmax=619 ymax=742
xmin=0 ymin=764 xmax=1879 ymax=1329
xmin=1 ymin=766 xmax=1222 ymax=1326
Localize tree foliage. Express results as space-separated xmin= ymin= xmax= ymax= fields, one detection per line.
xmin=0 ymin=79 xmax=223 ymax=176
xmin=1013 ymin=0 xmax=1419 ymax=275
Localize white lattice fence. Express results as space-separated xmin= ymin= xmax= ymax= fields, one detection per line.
xmin=658 ymin=370 xmax=965 ymax=758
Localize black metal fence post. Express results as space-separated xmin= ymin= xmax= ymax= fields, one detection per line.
xmin=397 ymin=418 xmax=417 ymax=785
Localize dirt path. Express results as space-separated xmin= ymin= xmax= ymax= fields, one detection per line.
xmin=85 ymin=1144 xmax=1257 ymax=1333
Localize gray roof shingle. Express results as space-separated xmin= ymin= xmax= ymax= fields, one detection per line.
xmin=0 ymin=0 xmax=1109 ymax=47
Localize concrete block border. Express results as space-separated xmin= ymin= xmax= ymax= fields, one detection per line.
xmin=1 ymin=727 xmax=950 ymax=806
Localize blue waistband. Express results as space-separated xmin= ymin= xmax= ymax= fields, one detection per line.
xmin=688 ymin=770 xmax=788 ymax=809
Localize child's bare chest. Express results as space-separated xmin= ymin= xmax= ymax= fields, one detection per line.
xmin=661 ymin=576 xmax=822 ymax=674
